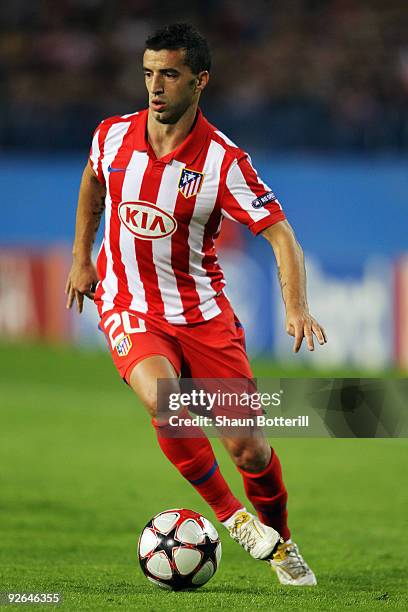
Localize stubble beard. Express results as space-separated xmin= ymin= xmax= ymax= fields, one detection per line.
xmin=154 ymin=107 xmax=186 ymax=125
xmin=152 ymin=93 xmax=196 ymax=125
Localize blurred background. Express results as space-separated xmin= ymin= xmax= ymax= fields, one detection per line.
xmin=1 ymin=0 xmax=407 ymax=371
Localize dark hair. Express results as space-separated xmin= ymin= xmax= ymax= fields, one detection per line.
xmin=145 ymin=23 xmax=211 ymax=74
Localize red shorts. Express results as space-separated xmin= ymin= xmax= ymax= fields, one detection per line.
xmin=99 ymin=294 xmax=253 ymax=384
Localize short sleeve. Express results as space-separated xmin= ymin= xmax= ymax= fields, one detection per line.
xmin=88 ymin=123 xmax=106 ymax=185
xmin=221 ymin=155 xmax=286 ymax=235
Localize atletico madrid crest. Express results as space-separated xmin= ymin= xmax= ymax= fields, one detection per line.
xmin=116 ymin=334 xmax=132 ymax=357
xmin=178 ymin=168 xmax=204 ymax=198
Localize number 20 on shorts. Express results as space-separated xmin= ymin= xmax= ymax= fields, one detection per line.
xmin=103 ymin=312 xmax=146 ymax=349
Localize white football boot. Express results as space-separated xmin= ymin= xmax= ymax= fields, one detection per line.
xmin=227 ymin=511 xmax=282 ymax=560
xmin=270 ymin=540 xmax=317 ymax=586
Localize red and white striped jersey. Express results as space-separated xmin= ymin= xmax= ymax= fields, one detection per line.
xmin=90 ymin=108 xmax=285 ymax=324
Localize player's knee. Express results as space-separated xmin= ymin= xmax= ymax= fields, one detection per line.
xmin=142 ymin=391 xmax=158 ymax=417
xmin=137 ymin=379 xmax=181 ymax=419
xmin=128 ymin=357 xmax=180 ymax=419
xmin=230 ymin=441 xmax=270 ymax=472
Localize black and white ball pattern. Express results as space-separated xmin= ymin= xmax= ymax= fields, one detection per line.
xmin=138 ymin=509 xmax=222 ymax=590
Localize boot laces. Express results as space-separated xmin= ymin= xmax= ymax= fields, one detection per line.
xmin=275 ymin=542 xmax=309 ymax=577
xmin=229 ymin=515 xmax=258 ymax=552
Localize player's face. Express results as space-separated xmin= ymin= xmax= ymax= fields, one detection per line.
xmin=143 ymin=49 xmax=208 ymax=124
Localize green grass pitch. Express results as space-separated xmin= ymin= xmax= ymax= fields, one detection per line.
xmin=0 ymin=343 xmax=407 ymax=610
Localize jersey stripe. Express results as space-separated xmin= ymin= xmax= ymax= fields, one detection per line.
xmin=239 ymin=156 xmax=281 ymax=204
xmin=214 ymin=130 xmax=239 ymax=148
xmin=135 ymin=161 xmax=167 ymax=318
xmin=187 ymin=140 xmax=227 ymax=320
xmin=170 ymin=156 xmax=209 ymax=324
xmin=89 ymin=128 xmax=100 ymax=176
xmin=107 ymin=126 xmax=136 ymax=310
xmin=119 ymin=151 xmax=150 ymax=313
xmin=94 ymin=242 xmax=107 ymax=316
xmin=100 ymin=193 xmax=116 ymax=313
xmin=223 ymin=159 xmax=271 ymax=225
xmin=99 ymin=121 xmax=132 ymax=313
xmin=195 ymin=140 xmax=230 ymax=298
xmin=94 ymin=121 xmax=113 ymax=183
xmin=153 ymin=163 xmax=187 ymax=324
xmin=241 ymin=155 xmax=271 ymax=193
xmin=198 ymin=151 xmax=234 ymax=292
xmin=121 ymin=111 xmax=139 ymax=119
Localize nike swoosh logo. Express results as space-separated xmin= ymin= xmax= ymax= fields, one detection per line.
xmin=108 ymin=165 xmax=127 ymax=173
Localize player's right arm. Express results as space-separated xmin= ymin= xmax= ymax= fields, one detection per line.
xmin=65 ymin=162 xmax=106 ymax=313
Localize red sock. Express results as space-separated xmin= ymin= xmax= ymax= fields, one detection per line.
xmin=238 ymin=447 xmax=290 ymax=541
xmin=152 ymin=418 xmax=242 ymax=522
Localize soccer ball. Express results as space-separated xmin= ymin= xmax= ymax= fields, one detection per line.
xmin=138 ymin=508 xmax=222 ymax=590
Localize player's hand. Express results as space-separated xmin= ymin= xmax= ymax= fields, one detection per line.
xmin=285 ymin=308 xmax=327 ymax=353
xmin=65 ymin=259 xmax=99 ymax=314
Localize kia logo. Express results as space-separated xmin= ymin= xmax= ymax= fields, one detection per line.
xmin=118 ymin=201 xmax=177 ymax=240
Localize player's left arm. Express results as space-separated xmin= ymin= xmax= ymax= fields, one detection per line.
xmin=219 ymin=153 xmax=326 ymax=351
xmin=261 ymin=220 xmax=327 ymax=352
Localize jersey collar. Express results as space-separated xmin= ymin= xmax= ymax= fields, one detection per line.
xmin=133 ymin=108 xmax=210 ymax=165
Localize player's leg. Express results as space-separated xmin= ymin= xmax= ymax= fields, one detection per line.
xmin=217 ymin=418 xmax=316 ymax=585
xmin=219 ymin=435 xmax=290 ymax=541
xmin=98 ymin=308 xmax=243 ymax=524
xmin=176 ymin=299 xmax=316 ymax=581
xmin=176 ymin=301 xmax=290 ymax=539
xmin=127 ymin=356 xmax=243 ymax=523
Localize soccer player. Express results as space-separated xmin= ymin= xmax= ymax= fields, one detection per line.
xmin=65 ymin=23 xmax=327 ymax=586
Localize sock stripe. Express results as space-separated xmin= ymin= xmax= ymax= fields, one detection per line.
xmin=189 ymin=460 xmax=218 ymax=486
